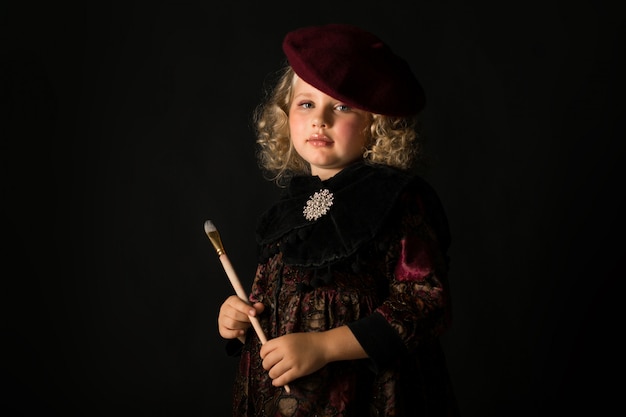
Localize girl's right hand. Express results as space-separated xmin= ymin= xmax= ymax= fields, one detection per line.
xmin=217 ymin=295 xmax=265 ymax=342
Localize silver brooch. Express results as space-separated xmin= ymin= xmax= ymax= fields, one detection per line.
xmin=303 ymin=189 xmax=334 ymax=221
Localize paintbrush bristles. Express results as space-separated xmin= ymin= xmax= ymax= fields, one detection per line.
xmin=204 ymin=220 xmax=217 ymax=233
xmin=204 ymin=220 xmax=226 ymax=256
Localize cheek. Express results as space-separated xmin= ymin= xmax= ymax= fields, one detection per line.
xmin=339 ymin=121 xmax=367 ymax=146
xmin=288 ymin=114 xmax=305 ymax=135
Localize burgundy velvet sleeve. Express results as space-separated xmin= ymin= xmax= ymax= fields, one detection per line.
xmin=348 ymin=219 xmax=450 ymax=372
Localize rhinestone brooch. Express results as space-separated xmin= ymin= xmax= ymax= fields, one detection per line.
xmin=303 ymin=189 xmax=334 ymax=221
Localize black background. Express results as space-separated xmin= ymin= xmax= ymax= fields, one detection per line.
xmin=2 ymin=1 xmax=624 ymax=416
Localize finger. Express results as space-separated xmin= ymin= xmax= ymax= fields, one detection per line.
xmin=227 ymin=296 xmax=257 ymax=316
xmin=263 ymin=352 xmax=294 ymax=385
xmin=218 ymin=311 xmax=243 ymax=330
xmin=259 ymin=338 xmax=278 ymax=360
xmin=251 ymin=302 xmax=265 ymax=315
xmin=219 ymin=327 xmax=245 ymax=339
xmin=271 ymin=366 xmax=295 ymax=387
xmin=218 ymin=316 xmax=246 ymax=338
xmin=221 ymin=301 xmax=255 ymax=323
xmin=261 ymin=349 xmax=279 ymax=371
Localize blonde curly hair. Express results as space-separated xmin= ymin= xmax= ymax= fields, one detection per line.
xmin=253 ymin=66 xmax=423 ymax=186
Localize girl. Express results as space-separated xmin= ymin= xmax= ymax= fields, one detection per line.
xmin=217 ymin=23 xmax=459 ymax=416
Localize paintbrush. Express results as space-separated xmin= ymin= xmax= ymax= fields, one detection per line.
xmin=204 ymin=220 xmax=291 ymax=394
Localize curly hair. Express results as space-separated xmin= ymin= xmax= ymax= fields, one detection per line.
xmin=253 ymin=66 xmax=423 ymax=186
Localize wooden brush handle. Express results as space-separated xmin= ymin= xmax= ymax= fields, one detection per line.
xmin=218 ymin=254 xmax=290 ymax=393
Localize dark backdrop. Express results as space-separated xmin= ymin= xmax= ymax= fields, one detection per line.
xmin=2 ymin=1 xmax=624 ymax=416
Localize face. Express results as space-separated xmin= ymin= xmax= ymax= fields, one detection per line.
xmin=288 ymin=76 xmax=370 ymax=180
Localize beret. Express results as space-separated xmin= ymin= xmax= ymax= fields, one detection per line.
xmin=282 ymin=23 xmax=425 ymax=117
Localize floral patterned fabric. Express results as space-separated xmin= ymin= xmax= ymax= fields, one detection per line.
xmin=228 ymin=162 xmax=459 ymax=416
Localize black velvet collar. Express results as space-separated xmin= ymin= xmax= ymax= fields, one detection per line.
xmin=255 ymin=162 xmax=413 ymax=268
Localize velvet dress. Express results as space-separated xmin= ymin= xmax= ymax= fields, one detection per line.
xmin=228 ymin=161 xmax=459 ymax=416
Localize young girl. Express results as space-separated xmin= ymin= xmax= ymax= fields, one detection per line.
xmin=217 ymin=23 xmax=459 ymax=416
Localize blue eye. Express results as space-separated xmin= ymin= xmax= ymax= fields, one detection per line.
xmin=300 ymin=102 xmax=313 ymax=109
xmin=336 ymin=104 xmax=350 ymax=112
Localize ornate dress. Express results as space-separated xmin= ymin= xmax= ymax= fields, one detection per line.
xmin=229 ymin=161 xmax=459 ymax=416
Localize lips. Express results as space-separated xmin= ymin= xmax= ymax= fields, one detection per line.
xmin=307 ymin=133 xmax=333 ymax=144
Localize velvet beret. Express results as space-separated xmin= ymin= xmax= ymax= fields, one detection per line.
xmin=282 ymin=23 xmax=425 ymax=117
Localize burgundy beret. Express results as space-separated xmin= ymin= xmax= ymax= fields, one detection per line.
xmin=282 ymin=23 xmax=425 ymax=117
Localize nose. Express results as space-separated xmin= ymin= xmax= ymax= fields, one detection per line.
xmin=311 ymin=108 xmax=328 ymax=128
xmin=312 ymin=117 xmax=327 ymax=128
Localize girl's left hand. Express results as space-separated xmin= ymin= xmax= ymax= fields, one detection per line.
xmin=259 ymin=332 xmax=329 ymax=387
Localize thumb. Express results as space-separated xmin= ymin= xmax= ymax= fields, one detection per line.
xmin=251 ymin=302 xmax=265 ymax=315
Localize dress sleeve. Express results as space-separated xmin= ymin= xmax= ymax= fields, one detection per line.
xmin=225 ymin=338 xmax=244 ymax=357
xmin=347 ymin=188 xmax=452 ymax=372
